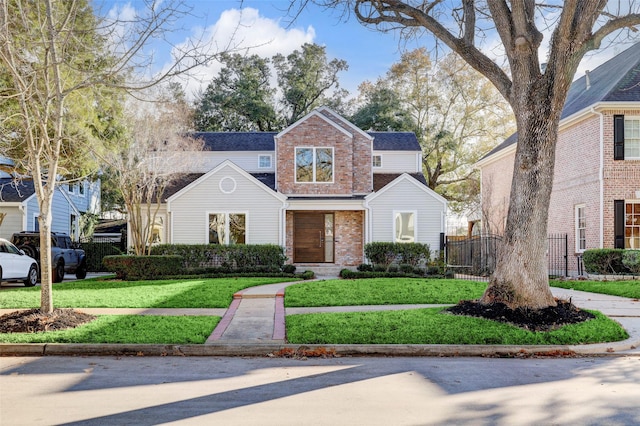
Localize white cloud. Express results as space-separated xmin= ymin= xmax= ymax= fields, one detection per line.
xmin=167 ymin=7 xmax=316 ymax=99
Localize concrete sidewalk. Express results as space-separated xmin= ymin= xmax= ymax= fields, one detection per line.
xmin=1 ymin=279 xmax=640 ymax=357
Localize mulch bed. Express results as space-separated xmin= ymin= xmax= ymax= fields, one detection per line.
xmin=446 ymin=299 xmax=595 ymax=332
xmin=0 ymin=309 xmax=96 ymax=334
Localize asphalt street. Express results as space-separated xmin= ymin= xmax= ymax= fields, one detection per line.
xmin=2 ymin=355 xmax=640 ymax=425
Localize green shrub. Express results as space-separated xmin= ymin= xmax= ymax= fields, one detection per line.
xmin=582 ymin=249 xmax=627 ymax=274
xmin=364 ymin=242 xmax=430 ymax=270
xmin=81 ymin=242 xmax=123 ymax=272
xmin=622 ymin=250 xmax=640 ymax=274
xmin=299 ymin=270 xmax=315 ymax=280
xmin=357 ymin=263 xmax=374 ymax=272
xmin=151 ymin=244 xmax=287 ymax=271
xmin=103 ymin=255 xmax=183 ymax=280
xmin=282 ymin=264 xmax=296 ymax=274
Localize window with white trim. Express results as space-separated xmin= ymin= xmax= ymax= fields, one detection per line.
xmin=295 ymin=147 xmax=333 ymax=183
xmin=575 ymin=204 xmax=586 ymax=252
xmin=372 ymin=155 xmax=382 ymax=168
xmin=624 ymin=117 xmax=640 ymax=159
xmin=258 ymin=155 xmax=272 ymax=169
xmin=626 ymin=202 xmax=640 ymax=249
xmin=394 ymin=211 xmax=416 ymax=243
xmin=209 ymin=213 xmax=246 ymax=245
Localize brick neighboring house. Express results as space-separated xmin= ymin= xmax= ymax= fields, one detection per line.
xmin=146 ymin=107 xmax=447 ymax=270
xmin=477 ymin=42 xmax=640 ymax=275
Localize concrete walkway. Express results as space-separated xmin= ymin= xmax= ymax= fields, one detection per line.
xmin=1 ymin=278 xmax=640 ymax=357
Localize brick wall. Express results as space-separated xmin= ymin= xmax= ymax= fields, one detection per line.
xmin=602 ymin=109 xmax=640 ymax=248
xmin=276 ymin=111 xmax=372 ymax=195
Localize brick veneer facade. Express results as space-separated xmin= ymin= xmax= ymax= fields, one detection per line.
xmin=481 ymin=108 xmax=640 ymax=275
xmin=285 ymin=210 xmax=364 ymax=266
xmin=276 ymin=110 xmax=372 ymax=195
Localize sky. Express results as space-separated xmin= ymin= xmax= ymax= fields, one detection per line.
xmin=96 ymin=1 xmax=636 ymax=101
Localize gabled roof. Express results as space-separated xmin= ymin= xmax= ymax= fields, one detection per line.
xmin=481 ymin=42 xmax=640 ymax=161
xmin=193 ymin=132 xmax=277 ymax=152
xmin=159 ymin=172 xmax=277 ymax=203
xmin=0 ymin=178 xmax=36 ymax=203
xmin=366 ymin=173 xmax=447 ymax=206
xmin=191 ymin=107 xmax=421 ymax=152
xmin=191 ymin=131 xmax=420 ymax=152
xmin=370 ymin=132 xmax=421 ymax=151
xmin=373 ymin=173 xmax=428 ymax=191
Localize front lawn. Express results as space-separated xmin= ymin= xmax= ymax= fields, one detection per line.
xmin=0 ymin=277 xmax=294 ymax=309
xmin=0 ymin=315 xmax=219 ymax=344
xmin=286 ymin=309 xmax=627 ymax=345
xmin=284 ymin=278 xmax=487 ymax=307
xmin=551 ymin=279 xmax=640 ymax=299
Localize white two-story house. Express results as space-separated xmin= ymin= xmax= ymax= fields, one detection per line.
xmin=146 ymin=107 xmax=447 ymax=269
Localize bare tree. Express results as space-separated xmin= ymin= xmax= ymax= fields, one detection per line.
xmin=0 ymin=0 xmax=228 ymax=313
xmin=100 ymin=87 xmax=203 ymax=256
xmin=293 ymin=0 xmax=640 ymax=309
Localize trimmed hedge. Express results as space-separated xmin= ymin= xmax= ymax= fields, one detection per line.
xmin=103 ymin=255 xmax=183 ymax=280
xmin=582 ymin=249 xmax=628 ymax=274
xmin=363 ymin=242 xmax=431 ymax=270
xmin=150 ymin=244 xmax=287 ymax=272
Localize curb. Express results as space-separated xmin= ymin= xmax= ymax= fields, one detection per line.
xmin=2 ymin=337 xmax=639 ymax=358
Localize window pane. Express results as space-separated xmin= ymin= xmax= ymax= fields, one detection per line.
xmin=395 ymin=212 xmax=415 ymax=243
xmin=324 ymin=213 xmax=334 ymax=262
xmin=315 ymin=148 xmax=333 ymax=182
xmin=209 ymin=214 xmax=225 ymax=245
xmin=373 ymin=155 xmax=381 ymax=167
xmin=259 ymin=155 xmax=271 ymax=168
xmin=296 ymin=148 xmax=313 ymax=182
xmin=624 ymin=119 xmax=640 ymax=158
xmin=229 ymin=214 xmax=246 ymax=244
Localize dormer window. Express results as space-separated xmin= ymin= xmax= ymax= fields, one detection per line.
xmin=295 ymin=147 xmax=333 ymax=183
xmin=258 ymin=155 xmax=272 ymax=168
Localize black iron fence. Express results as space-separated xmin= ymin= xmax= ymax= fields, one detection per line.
xmin=444 ymin=233 xmax=568 ymax=281
xmin=79 ymin=234 xmax=127 ymax=272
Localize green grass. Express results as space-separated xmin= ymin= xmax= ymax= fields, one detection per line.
xmin=551 ymin=279 xmax=640 ymax=299
xmin=0 ymin=277 xmax=294 ymax=309
xmin=284 ymin=278 xmax=487 ymax=307
xmin=286 ymin=308 xmax=628 ymax=345
xmin=0 ymin=315 xmax=219 ymax=344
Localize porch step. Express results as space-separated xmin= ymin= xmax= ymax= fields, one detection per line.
xmin=294 ymin=264 xmax=352 ymax=278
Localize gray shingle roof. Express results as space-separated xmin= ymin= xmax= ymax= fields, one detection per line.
xmin=369 ymin=132 xmax=421 ymax=151
xmin=0 ymin=178 xmax=35 ymax=202
xmin=192 ymin=131 xmax=421 ymax=152
xmin=482 ymin=42 xmax=640 ymax=160
xmin=193 ymin=132 xmax=277 ymax=152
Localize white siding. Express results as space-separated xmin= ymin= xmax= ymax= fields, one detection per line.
xmin=169 ymin=165 xmax=283 ymax=244
xmin=367 ymin=178 xmax=445 ymax=253
xmin=372 ymin=151 xmax=420 ymax=173
xmin=0 ymin=206 xmax=23 ymax=239
xmin=181 ymin=151 xmax=276 ymax=174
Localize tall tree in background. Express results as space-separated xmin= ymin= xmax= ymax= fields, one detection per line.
xmin=274 ymin=43 xmax=348 ymax=125
xmin=0 ymin=0 xmax=228 ymax=314
xmin=350 ymin=81 xmax=414 ymax=131
xmin=193 ymin=53 xmax=278 ymax=131
xmin=352 ymin=49 xmax=514 ymax=214
xmin=303 ymin=0 xmax=640 ymax=310
xmin=193 ymin=43 xmax=348 ymax=131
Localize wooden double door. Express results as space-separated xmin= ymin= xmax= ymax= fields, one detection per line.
xmin=293 ymin=212 xmax=334 ymax=263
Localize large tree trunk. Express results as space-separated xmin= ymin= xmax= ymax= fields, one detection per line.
xmin=480 ymin=91 xmax=562 ymax=310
